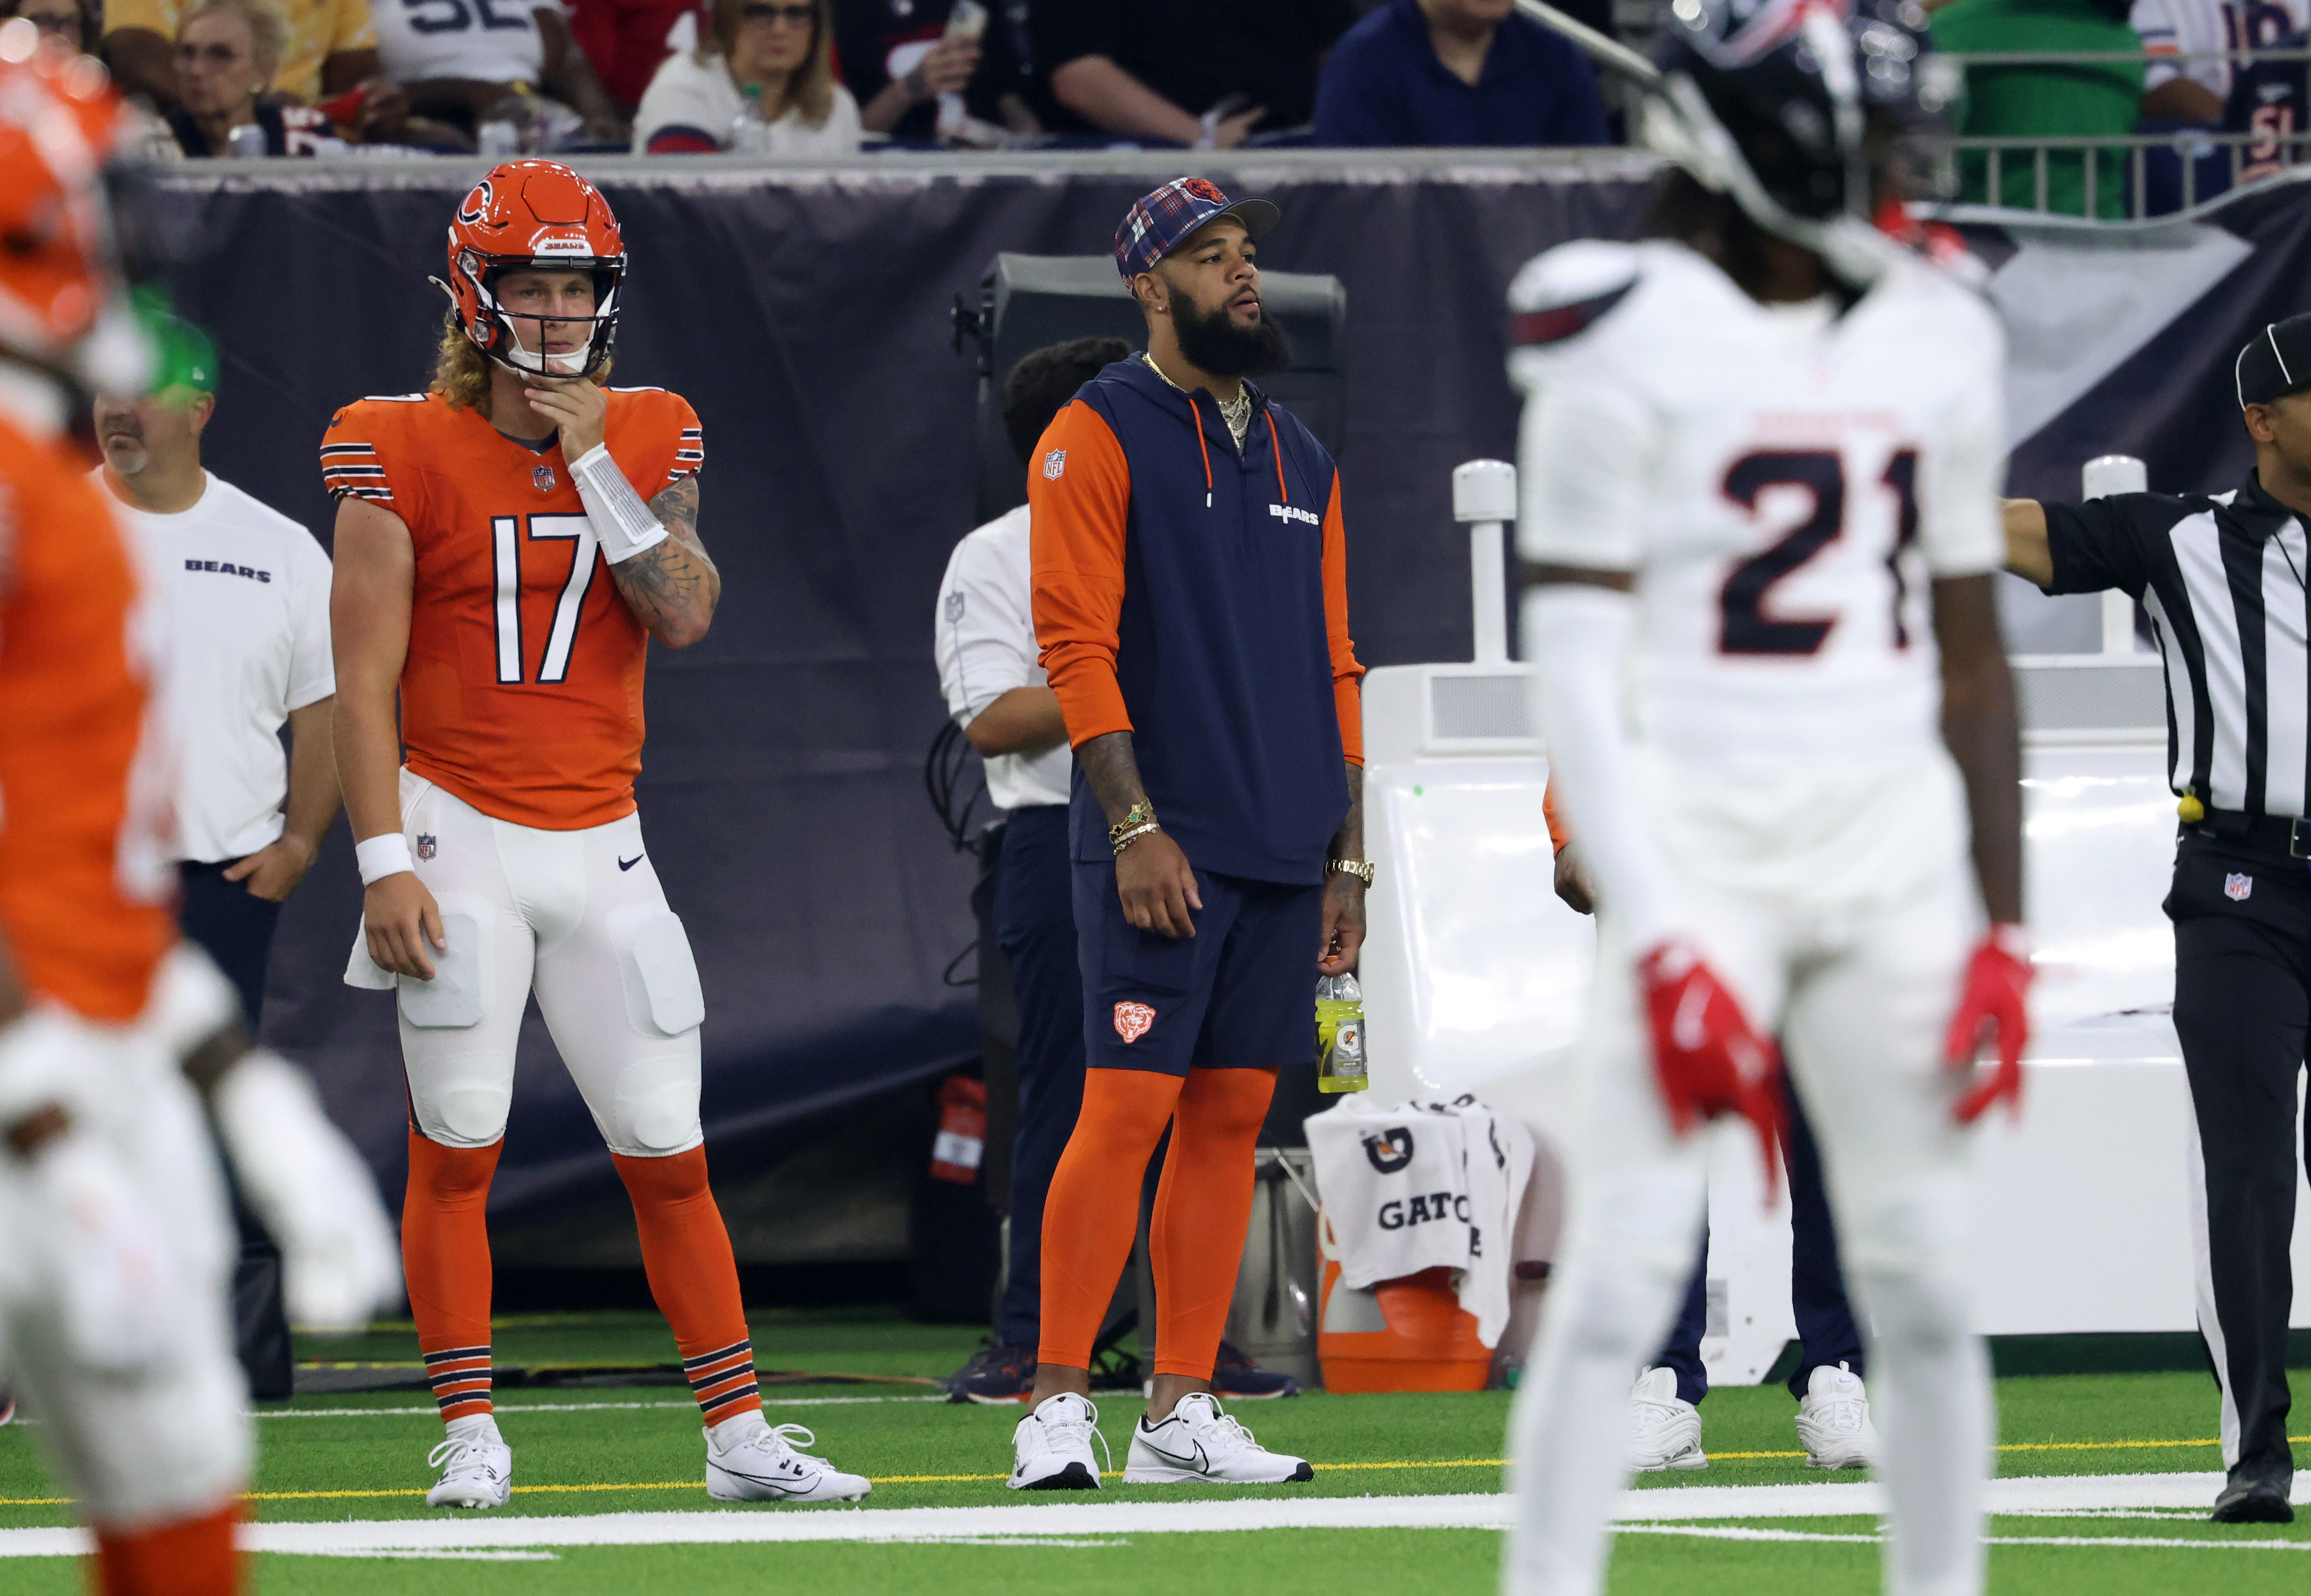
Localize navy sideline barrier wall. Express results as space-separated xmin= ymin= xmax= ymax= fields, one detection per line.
xmin=164 ymin=150 xmax=2308 ymax=1239
xmin=157 ymin=150 xmax=1654 ymax=1231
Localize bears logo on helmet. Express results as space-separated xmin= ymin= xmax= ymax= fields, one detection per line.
xmin=436 ymin=160 xmax=626 ymax=381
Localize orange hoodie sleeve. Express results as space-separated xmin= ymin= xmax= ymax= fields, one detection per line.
xmin=1543 ymin=777 xmax=1571 ymax=854
xmin=1322 ymin=470 xmax=1366 ymax=766
xmin=1030 ymin=400 xmax=1135 ymax=748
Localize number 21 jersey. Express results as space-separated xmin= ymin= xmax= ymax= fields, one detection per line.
xmin=321 ymin=387 xmax=702 ymax=829
xmin=1507 ymin=239 xmax=2005 ymax=770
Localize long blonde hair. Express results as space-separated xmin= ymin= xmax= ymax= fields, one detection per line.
xmin=429 ymin=312 xmax=611 ymax=415
xmin=709 ymin=0 xmax=836 ymax=128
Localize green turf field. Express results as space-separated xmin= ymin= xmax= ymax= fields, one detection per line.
xmin=1 ymin=1310 xmax=2303 ymax=1593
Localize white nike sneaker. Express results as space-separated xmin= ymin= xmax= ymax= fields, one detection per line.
xmin=1009 ymin=1392 xmax=1107 ymax=1490
xmin=1627 ymin=1366 xmax=1707 ymax=1472
xmin=704 ymin=1415 xmax=872 ymax=1503
xmin=1794 ymin=1361 xmax=1878 ymax=1470
xmin=1123 ymin=1392 xmax=1313 ymax=1484
xmin=426 ymin=1420 xmax=512 ymax=1509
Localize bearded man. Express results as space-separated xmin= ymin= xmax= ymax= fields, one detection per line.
xmin=1006 ymin=178 xmax=1370 ymax=1489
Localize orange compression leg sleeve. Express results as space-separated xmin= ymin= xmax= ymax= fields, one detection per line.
xmin=1149 ymin=1068 xmax=1278 ymax=1380
xmin=1036 ymin=1068 xmax=1186 ymax=1370
xmin=403 ymin=1131 xmax=502 ymax=1423
xmin=92 ymin=1500 xmax=242 ymax=1596
xmin=612 ymin=1148 xmax=761 ymax=1424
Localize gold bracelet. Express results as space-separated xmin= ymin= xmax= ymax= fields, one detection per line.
xmin=1107 ymin=802 xmax=1157 ymax=847
xmin=1112 ymin=823 xmax=1161 ymax=856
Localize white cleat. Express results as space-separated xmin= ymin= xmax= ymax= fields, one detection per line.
xmin=705 ymin=1415 xmax=871 ymax=1504
xmin=1794 ymin=1361 xmax=1878 ymax=1470
xmin=1628 ymin=1366 xmax=1708 ymax=1472
xmin=1009 ymin=1392 xmax=1107 ymax=1490
xmin=1123 ymin=1392 xmax=1313 ymax=1485
xmin=426 ymin=1421 xmax=512 ymax=1509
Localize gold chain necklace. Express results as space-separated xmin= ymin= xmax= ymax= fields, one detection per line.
xmin=1143 ymin=353 xmax=1252 ymax=448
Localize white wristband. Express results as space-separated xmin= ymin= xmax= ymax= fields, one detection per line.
xmin=568 ymin=443 xmax=671 ymax=565
xmin=355 ymin=833 xmax=413 ymax=885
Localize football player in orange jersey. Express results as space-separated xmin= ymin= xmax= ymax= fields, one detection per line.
xmin=0 ymin=32 xmax=398 ymax=1596
xmin=326 ymin=159 xmax=869 ymax=1509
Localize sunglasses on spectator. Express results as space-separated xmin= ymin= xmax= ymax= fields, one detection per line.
xmin=740 ymin=3 xmax=815 ymax=24
xmin=175 ymin=42 xmax=248 ymax=64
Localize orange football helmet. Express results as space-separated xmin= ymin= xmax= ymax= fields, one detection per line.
xmin=0 ymin=22 xmax=151 ymax=397
xmin=440 ymin=159 xmax=626 ymax=380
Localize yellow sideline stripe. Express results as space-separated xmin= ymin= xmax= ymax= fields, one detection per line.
xmin=3 ymin=1435 xmax=2307 ymax=1509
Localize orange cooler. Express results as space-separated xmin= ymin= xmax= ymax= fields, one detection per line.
xmin=1315 ymin=1208 xmax=1491 ymax=1393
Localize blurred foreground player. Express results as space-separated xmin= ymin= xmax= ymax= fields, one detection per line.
xmin=0 ymin=35 xmax=394 ymax=1595
xmin=327 ymin=160 xmax=868 ymax=1509
xmin=1010 ymin=179 xmax=1367 ymax=1489
xmin=1502 ymin=6 xmax=2030 ymax=1594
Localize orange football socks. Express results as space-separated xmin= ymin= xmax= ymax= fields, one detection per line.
xmin=1037 ymin=1067 xmax=1279 ymax=1379
xmin=613 ymin=1148 xmax=763 ymax=1425
xmin=92 ymin=1500 xmax=241 ymax=1595
xmin=1149 ymin=1067 xmax=1278 ymax=1378
xmin=403 ymin=1131 xmax=501 ymax=1423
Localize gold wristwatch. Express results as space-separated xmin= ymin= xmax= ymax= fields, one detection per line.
xmin=1328 ymin=858 xmax=1375 ymax=887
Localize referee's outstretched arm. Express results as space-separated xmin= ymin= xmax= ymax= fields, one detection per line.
xmin=2000 ymin=498 xmax=2053 ymax=590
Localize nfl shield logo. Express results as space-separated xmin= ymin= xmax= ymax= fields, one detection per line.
xmin=533 ymin=464 xmax=556 ymax=493
xmin=1043 ymin=449 xmax=1066 ymax=481
xmin=415 ymin=833 xmax=438 ymax=862
xmin=2226 ymin=872 xmax=2253 ymax=901
xmin=1112 ymin=1001 xmax=1155 ymax=1043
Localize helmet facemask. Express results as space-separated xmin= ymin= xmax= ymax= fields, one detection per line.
xmin=1643 ymin=0 xmax=1960 ymax=289
xmin=438 ymin=249 xmax=622 ymax=381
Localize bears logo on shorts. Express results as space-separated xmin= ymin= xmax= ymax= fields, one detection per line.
xmin=1113 ymin=1001 xmax=1155 ymax=1043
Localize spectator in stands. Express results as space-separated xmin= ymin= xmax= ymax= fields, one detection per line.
xmin=570 ymin=0 xmax=700 ymax=113
xmin=2132 ymin=0 xmax=2309 ymax=124
xmin=1929 ymin=0 xmax=2145 ymax=219
xmin=373 ymin=0 xmax=628 ymax=147
xmin=5 ymin=0 xmax=96 ymax=54
xmin=106 ymin=0 xmax=377 ymax=108
xmin=1312 ymin=0 xmax=1608 ymax=147
xmin=1031 ymin=0 xmax=1355 ymax=146
xmin=834 ymin=0 xmax=1039 ymax=142
xmin=632 ymin=0 xmax=862 ymax=154
xmin=164 ymin=0 xmax=342 ymax=155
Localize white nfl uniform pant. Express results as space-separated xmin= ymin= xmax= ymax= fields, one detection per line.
xmin=348 ymin=769 xmax=707 ymax=1155
xmin=0 ymin=995 xmax=252 ymax=1528
xmin=1504 ymin=751 xmax=1991 ymax=1596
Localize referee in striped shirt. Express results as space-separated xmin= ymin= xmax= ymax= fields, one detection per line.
xmin=2004 ymin=313 xmax=2311 ymax=1527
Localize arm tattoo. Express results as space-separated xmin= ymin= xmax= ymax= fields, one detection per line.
xmin=608 ymin=476 xmax=721 ymax=637
xmin=1075 ymin=730 xmax=1151 ymax=827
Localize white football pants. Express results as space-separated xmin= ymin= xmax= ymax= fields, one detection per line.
xmin=0 ymin=1005 xmax=251 ymax=1528
xmin=1504 ymin=755 xmax=1992 ymax=1596
xmin=348 ymin=770 xmax=707 ymax=1156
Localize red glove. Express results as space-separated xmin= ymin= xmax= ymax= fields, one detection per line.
xmin=1944 ymin=924 xmax=2032 ymax=1125
xmin=1638 ymin=941 xmax=1784 ymax=1195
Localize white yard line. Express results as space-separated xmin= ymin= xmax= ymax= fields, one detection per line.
xmin=1 ymin=1472 xmax=2303 ymax=1558
xmin=1621 ymin=1525 xmax=2311 ymax=1553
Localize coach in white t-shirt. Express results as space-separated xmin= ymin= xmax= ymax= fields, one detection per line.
xmin=93 ymin=354 xmax=340 ymax=1030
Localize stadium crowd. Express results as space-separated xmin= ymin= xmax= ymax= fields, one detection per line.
xmin=0 ymin=0 xmax=2287 ymax=200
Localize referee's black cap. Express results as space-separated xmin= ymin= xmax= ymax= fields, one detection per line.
xmin=2236 ymin=314 xmax=2311 ymax=407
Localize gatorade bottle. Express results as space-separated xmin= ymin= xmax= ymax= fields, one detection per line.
xmin=1315 ymin=974 xmax=1368 ymax=1094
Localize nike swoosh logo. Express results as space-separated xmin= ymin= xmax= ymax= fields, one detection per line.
xmin=618 ymin=854 xmax=644 ymax=871
xmin=1139 ymin=1438 xmax=1207 ymax=1469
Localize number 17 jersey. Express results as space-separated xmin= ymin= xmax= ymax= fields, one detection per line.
xmin=1506 ymin=239 xmax=2006 ymax=769
xmin=321 ymin=387 xmax=703 ymax=829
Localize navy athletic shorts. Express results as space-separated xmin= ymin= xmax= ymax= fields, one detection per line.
xmin=1073 ymin=860 xmax=1323 ymax=1077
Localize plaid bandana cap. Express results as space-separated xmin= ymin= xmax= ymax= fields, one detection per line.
xmin=1113 ymin=177 xmax=1280 ymax=280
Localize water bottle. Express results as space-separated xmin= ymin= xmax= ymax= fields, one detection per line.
xmin=1315 ymin=973 xmax=1368 ymax=1095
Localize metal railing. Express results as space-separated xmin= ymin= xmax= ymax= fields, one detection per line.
xmin=1942 ymin=128 xmax=2311 ymax=219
